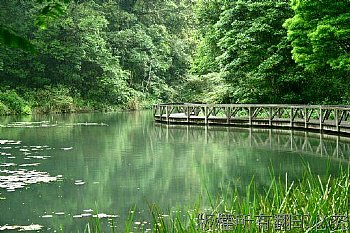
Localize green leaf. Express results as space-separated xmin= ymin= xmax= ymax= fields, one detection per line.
xmin=0 ymin=26 xmax=35 ymax=52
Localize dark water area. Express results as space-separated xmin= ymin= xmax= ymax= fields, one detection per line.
xmin=0 ymin=111 xmax=349 ymax=232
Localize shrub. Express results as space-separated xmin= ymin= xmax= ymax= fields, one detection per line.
xmin=180 ymin=73 xmax=229 ymax=103
xmin=32 ymin=86 xmax=75 ymax=113
xmin=0 ymin=90 xmax=31 ymax=115
xmin=0 ymin=101 xmax=9 ymax=115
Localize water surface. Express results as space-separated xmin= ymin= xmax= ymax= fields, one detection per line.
xmin=0 ymin=111 xmax=349 ymax=231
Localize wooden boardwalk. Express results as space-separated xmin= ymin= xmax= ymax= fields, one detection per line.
xmin=154 ymin=103 xmax=350 ymax=135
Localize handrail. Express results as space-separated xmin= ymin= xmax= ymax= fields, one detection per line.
xmin=156 ymin=103 xmax=350 ymax=110
xmin=153 ymin=103 xmax=350 ymax=135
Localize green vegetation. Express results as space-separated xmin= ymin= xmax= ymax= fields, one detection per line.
xmin=1 ymin=0 xmax=350 ymax=114
xmin=284 ymin=0 xmax=350 ymax=72
xmin=0 ymin=90 xmax=31 ymax=115
xmin=83 ymin=165 xmax=349 ymax=232
xmin=0 ymin=0 xmax=194 ymax=114
xmin=190 ymin=0 xmax=350 ymax=104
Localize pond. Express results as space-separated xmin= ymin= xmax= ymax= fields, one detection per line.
xmin=0 ymin=111 xmax=349 ymax=232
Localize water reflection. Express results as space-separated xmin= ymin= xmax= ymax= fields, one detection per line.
xmin=0 ymin=112 xmax=348 ymax=232
xmin=154 ymin=124 xmax=350 ymax=162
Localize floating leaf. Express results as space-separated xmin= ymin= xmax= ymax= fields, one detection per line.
xmin=61 ymin=147 xmax=73 ymax=151
xmin=0 ymin=224 xmax=43 ymax=231
xmin=92 ymin=213 xmax=119 ymax=219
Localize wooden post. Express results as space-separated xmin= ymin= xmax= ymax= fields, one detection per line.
xmin=166 ymin=105 xmax=169 ymax=124
xmin=154 ymin=104 xmax=157 ymax=116
xmin=186 ymin=106 xmax=190 ymax=123
xmin=304 ymin=107 xmax=308 ymax=129
xmin=319 ymin=107 xmax=323 ymax=132
xmin=160 ymin=105 xmax=164 ymax=122
xmin=335 ymin=108 xmax=339 ymax=132
xmin=153 ymin=104 xmax=350 ymax=134
xmin=249 ymin=107 xmax=252 ymax=126
xmin=226 ymin=107 xmax=231 ymax=124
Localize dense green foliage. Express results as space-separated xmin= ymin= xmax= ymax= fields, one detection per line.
xmin=189 ymin=0 xmax=350 ymax=104
xmin=0 ymin=0 xmax=194 ymax=114
xmin=1 ymin=0 xmax=350 ymax=114
xmin=284 ymin=0 xmax=350 ymax=71
xmin=0 ymin=0 xmax=70 ymax=51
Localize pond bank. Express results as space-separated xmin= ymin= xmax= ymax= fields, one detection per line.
xmin=0 ymin=87 xmax=154 ymax=116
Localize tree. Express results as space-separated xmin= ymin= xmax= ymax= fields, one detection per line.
xmin=0 ymin=0 xmax=70 ymax=51
xmin=192 ymin=0 xmax=306 ymax=103
xmin=284 ymin=0 xmax=350 ymax=71
xmin=191 ymin=0 xmax=223 ymax=75
xmin=103 ymin=0 xmax=195 ymax=101
xmin=0 ymin=0 xmax=196 ymax=113
xmin=36 ymin=1 xmax=133 ymax=105
xmin=283 ymin=0 xmax=350 ymax=103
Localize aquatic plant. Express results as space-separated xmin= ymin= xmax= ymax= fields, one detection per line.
xmin=83 ymin=165 xmax=349 ymax=232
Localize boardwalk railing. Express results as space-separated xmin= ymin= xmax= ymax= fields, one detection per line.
xmin=154 ymin=103 xmax=350 ymax=134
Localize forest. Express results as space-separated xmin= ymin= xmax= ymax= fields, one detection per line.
xmin=1 ymin=0 xmax=350 ymax=115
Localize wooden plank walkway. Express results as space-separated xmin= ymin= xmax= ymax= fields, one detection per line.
xmin=154 ymin=103 xmax=350 ymax=135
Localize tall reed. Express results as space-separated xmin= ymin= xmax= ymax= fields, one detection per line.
xmin=84 ymin=164 xmax=349 ymax=232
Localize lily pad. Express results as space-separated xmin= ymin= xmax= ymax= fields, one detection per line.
xmin=61 ymin=147 xmax=73 ymax=151
xmin=19 ymin=163 xmax=40 ymax=167
xmin=0 ymin=224 xmax=43 ymax=231
xmin=0 ymin=169 xmax=60 ymax=191
xmin=92 ymin=213 xmax=119 ymax=219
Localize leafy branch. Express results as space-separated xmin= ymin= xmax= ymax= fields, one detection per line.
xmin=0 ymin=0 xmax=71 ymax=51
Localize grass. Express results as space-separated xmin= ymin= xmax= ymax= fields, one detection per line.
xmin=81 ymin=164 xmax=349 ymax=232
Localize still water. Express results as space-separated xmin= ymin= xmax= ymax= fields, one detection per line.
xmin=0 ymin=111 xmax=349 ymax=231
